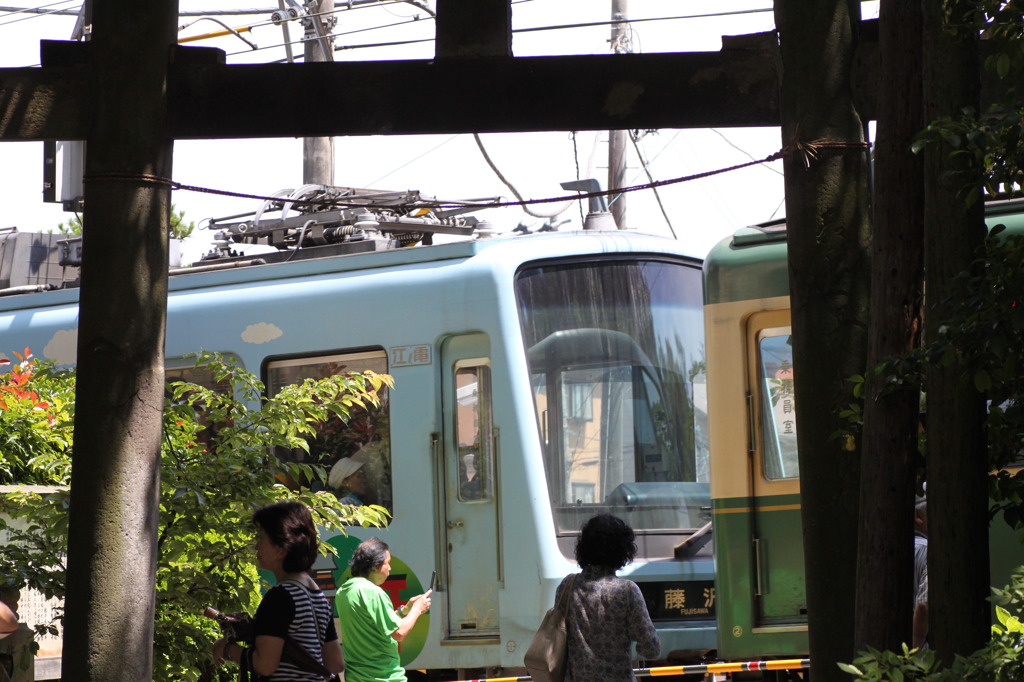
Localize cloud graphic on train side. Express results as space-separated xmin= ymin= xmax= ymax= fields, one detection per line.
xmin=241 ymin=322 xmax=283 ymax=344
xmin=44 ymin=329 xmax=78 ymax=365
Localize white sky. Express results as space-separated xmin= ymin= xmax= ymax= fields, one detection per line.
xmin=0 ymin=1 xmax=878 ymax=263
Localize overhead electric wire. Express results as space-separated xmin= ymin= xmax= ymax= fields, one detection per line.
xmin=0 ymin=1 xmax=424 ymax=27
xmin=179 ymin=16 xmax=259 ymax=49
xmin=0 ymin=5 xmax=286 ymax=18
xmin=227 ymin=13 xmax=432 ymax=57
xmin=0 ymin=0 xmax=76 ymax=18
xmin=2 ymin=2 xmax=775 ymax=62
xmin=367 ymin=135 xmax=459 ymax=186
xmin=709 ymin=128 xmax=784 ymax=176
xmin=193 ymin=2 xmax=436 ymax=57
xmin=228 ymin=6 xmax=776 ymax=59
xmin=629 ymin=130 xmax=677 ymax=239
xmin=513 ymin=7 xmax=773 ymax=36
xmin=0 ymin=0 xmax=77 ymax=26
xmin=474 ymin=133 xmax=572 ymax=219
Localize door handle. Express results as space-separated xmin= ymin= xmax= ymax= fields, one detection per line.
xmin=447 ymin=520 xmax=464 ymax=530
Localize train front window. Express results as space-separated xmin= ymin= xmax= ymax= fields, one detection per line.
xmin=516 ymin=258 xmax=708 ymax=534
xmin=758 ymin=331 xmax=799 ymax=480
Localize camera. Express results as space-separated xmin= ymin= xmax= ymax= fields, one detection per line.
xmin=204 ymin=607 xmax=255 ymax=645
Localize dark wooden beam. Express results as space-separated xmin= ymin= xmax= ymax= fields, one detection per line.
xmin=3 ymin=19 xmax=1016 ymax=144
xmin=1 ymin=40 xmax=783 ymax=142
xmin=167 ymin=50 xmax=782 ymax=139
xmin=19 ymin=18 xmax=988 ymax=143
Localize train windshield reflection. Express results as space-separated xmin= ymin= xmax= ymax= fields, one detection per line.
xmin=516 ymin=258 xmax=708 ymax=533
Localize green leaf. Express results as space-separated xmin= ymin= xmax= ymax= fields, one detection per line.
xmin=999 ymin=52 xmax=1012 ymax=78
xmin=2 ymin=352 xmax=391 ymax=680
xmin=837 ymin=662 xmax=863 ymax=675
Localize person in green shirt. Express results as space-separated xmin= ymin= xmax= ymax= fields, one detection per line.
xmin=336 ymin=538 xmax=432 ymax=682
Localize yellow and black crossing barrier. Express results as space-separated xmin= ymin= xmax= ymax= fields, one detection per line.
xmin=452 ymin=657 xmax=811 ymax=681
xmin=638 ymin=657 xmax=810 ymax=677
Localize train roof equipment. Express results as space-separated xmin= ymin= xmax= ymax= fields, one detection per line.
xmin=197 ymin=184 xmax=503 ymax=266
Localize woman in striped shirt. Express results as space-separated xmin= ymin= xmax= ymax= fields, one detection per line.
xmin=213 ymin=501 xmax=345 ymax=680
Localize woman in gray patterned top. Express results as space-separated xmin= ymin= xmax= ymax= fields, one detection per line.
xmin=555 ymin=514 xmax=660 ymax=682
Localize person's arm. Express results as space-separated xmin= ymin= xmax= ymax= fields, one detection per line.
xmin=912 ymin=601 xmax=929 ymax=650
xmin=213 ymin=635 xmax=285 ymax=676
xmin=220 ymin=585 xmax=291 ymax=675
xmin=627 ymin=582 xmax=661 ymax=660
xmin=0 ymin=601 xmax=17 ymax=638
xmin=391 ymin=590 xmax=432 ymax=643
xmin=322 ymin=637 xmax=345 ymax=674
xmin=251 ymin=635 xmax=286 ymax=676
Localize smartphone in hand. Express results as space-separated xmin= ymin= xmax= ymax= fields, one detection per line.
xmin=428 ymin=570 xmax=437 ymax=593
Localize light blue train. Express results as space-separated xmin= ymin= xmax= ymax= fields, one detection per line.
xmin=0 ymin=185 xmax=716 ymax=678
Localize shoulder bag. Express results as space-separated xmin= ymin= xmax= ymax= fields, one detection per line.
xmin=523 ymin=574 xmax=576 ymax=682
xmin=234 ymin=581 xmax=341 ymax=682
xmin=282 ymin=580 xmax=342 ymax=681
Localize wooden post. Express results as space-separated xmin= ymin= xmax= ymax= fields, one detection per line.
xmin=61 ymin=0 xmax=177 ymax=678
xmin=775 ymin=0 xmax=870 ymax=678
xmin=922 ymin=0 xmax=989 ymax=663
xmin=854 ymin=0 xmax=924 ymax=655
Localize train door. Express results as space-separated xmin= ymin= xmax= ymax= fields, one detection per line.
xmin=439 ymin=333 xmax=501 ymax=640
xmin=747 ymin=314 xmax=807 ymax=627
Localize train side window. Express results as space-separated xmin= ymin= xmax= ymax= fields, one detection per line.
xmin=165 ymin=356 xmax=240 ymax=452
xmin=758 ymin=332 xmax=799 ymax=480
xmin=165 ymin=356 xmax=238 ymax=394
xmin=265 ymin=350 xmax=393 ymax=515
xmin=454 ymin=361 xmax=494 ymax=502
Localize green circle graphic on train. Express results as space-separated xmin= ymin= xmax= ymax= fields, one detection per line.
xmin=323 ymin=534 xmax=429 ymax=666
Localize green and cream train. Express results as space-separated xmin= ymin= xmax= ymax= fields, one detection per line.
xmin=703 ymin=198 xmax=1024 ymax=666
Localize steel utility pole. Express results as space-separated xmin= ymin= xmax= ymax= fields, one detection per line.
xmin=608 ymin=0 xmax=629 ymax=229
xmin=303 ymin=0 xmax=335 ymax=185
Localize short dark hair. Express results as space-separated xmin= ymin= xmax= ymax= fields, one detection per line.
xmin=253 ymin=501 xmax=319 ymax=574
xmin=350 ymin=538 xmax=390 ymax=578
xmin=575 ymin=514 xmax=637 ymax=570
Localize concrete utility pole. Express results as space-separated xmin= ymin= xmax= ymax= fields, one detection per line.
xmin=61 ymin=0 xmax=176 ymax=679
xmin=302 ymin=0 xmax=335 ymax=185
xmin=608 ymin=0 xmax=629 ymax=229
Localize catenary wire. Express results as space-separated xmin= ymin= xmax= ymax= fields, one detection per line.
xmin=629 ymin=130 xmax=677 ymax=239
xmin=0 ymin=0 xmax=76 ymax=18
xmin=367 ymin=135 xmax=459 ymax=186
xmin=710 ymin=128 xmax=784 ymax=176
xmin=0 ymin=0 xmax=77 ymax=26
xmin=229 ymin=6 xmax=775 ymax=59
xmin=473 ymin=133 xmax=572 ymax=219
xmin=0 ymin=3 xmax=775 ymax=62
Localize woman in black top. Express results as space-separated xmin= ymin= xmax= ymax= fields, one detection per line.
xmin=213 ymin=501 xmax=345 ymax=680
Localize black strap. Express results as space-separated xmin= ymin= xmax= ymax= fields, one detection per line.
xmin=238 ymin=646 xmax=253 ymax=682
xmin=282 ymin=635 xmax=334 ymax=677
xmin=237 ymin=641 xmax=331 ymax=682
xmin=278 ymin=579 xmax=339 ymax=680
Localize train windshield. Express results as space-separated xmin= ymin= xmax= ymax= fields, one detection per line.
xmin=516 ymin=257 xmax=708 ymax=534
